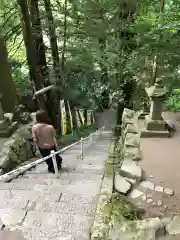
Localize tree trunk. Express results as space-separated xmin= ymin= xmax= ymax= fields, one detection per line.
xmin=29 ymin=0 xmax=50 ymax=86
xmin=116 ymin=1 xmax=136 ymax=124
xmin=0 ymin=35 xmax=18 ymax=112
xmin=29 ymin=0 xmax=59 ymax=127
xmin=18 ymin=0 xmax=46 ymax=109
xmin=61 ymin=0 xmax=68 ymax=73
xmin=43 ymin=0 xmax=62 ymax=84
xmin=151 ymin=0 xmax=165 ymax=85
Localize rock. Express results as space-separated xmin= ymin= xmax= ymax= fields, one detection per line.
xmin=165 ymin=120 xmax=176 ymax=131
xmin=166 ymin=216 xmax=180 ymax=235
xmin=157 ymin=200 xmax=163 ymax=206
xmin=155 ymin=185 xmax=164 ymax=192
xmin=120 ymin=160 xmax=142 ymax=182
xmin=0 ymin=125 xmax=36 ymax=172
xmin=0 ymin=154 xmax=11 ymax=170
xmin=110 ymin=217 xmax=165 ymax=240
xmin=12 ymin=104 xmax=32 ymax=124
xmin=122 ymin=108 xmax=136 ymax=121
xmin=147 ymin=199 xmax=154 ymax=204
xmin=125 ymin=177 xmax=136 ymax=185
xmin=141 ymin=194 xmax=147 ymax=201
xmin=150 ymin=209 xmax=164 ymax=218
xmin=164 ymin=188 xmax=174 ymax=196
xmin=129 ymin=189 xmax=144 ymax=199
xmin=136 ymin=206 xmax=146 ymax=215
xmin=124 ymin=123 xmax=139 ymax=134
xmin=4 ymin=113 xmax=13 ymax=121
xmin=140 ymin=181 xmax=155 ymax=191
xmin=161 ymin=217 xmax=172 ymax=227
xmin=124 ymin=146 xmax=142 ymax=161
xmin=114 ymin=174 xmax=131 ymax=194
xmin=124 ymin=133 xmax=140 ymax=148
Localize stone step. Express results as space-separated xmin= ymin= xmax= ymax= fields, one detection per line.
xmin=19 ymin=173 xmax=63 ymax=180
xmin=29 ymin=199 xmax=96 ymax=216
xmin=0 ymin=186 xmax=63 ymax=202
xmin=8 ymin=210 xmax=92 ymax=240
xmin=12 ymin=177 xmax=70 ymax=186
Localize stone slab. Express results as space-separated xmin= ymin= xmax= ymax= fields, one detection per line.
xmin=120 ymin=161 xmax=142 ymax=182
xmin=164 ymin=188 xmax=174 ymax=196
xmin=114 ymin=174 xmax=131 ymax=194
xmin=21 ymin=211 xmax=91 ymax=238
xmin=140 ymin=181 xmax=155 ymax=191
xmin=0 ymin=208 xmax=27 ymax=226
xmin=129 ymin=189 xmax=144 ymax=199
xmin=145 ymin=116 xmax=166 ymax=131
xmin=166 ymin=216 xmax=180 ymax=235
xmin=125 ymin=177 xmax=136 ymax=185
xmin=141 ymin=129 xmax=169 ymax=138
xmin=155 ymin=185 xmax=164 ymax=193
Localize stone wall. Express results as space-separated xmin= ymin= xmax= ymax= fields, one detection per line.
xmin=90 ymin=108 xmax=144 ymax=240
xmin=0 ymin=125 xmax=36 ymax=173
xmin=114 ymin=108 xmax=143 ymax=195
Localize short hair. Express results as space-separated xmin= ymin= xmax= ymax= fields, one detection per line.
xmin=36 ymin=110 xmax=51 ymax=124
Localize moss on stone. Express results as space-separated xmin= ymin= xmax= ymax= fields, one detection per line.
xmin=111 ymin=193 xmax=142 ymax=223
xmin=104 ymin=162 xmax=114 ymax=177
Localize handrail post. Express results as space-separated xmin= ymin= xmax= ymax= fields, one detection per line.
xmin=91 ymin=133 xmax=93 ymax=142
xmin=51 ymin=150 xmax=59 ymax=178
xmin=102 ymin=126 xmax=104 ymax=135
xmin=99 ymin=127 xmax=102 ymax=136
xmin=80 ymin=137 xmax=84 ymax=159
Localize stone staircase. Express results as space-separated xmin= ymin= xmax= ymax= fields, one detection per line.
xmin=0 ymin=127 xmax=113 ymax=239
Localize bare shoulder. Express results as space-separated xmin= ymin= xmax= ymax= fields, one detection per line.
xmin=32 ymin=124 xmax=38 ymax=131
xmin=47 ymin=124 xmax=55 ymax=131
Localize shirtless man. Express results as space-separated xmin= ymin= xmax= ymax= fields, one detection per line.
xmin=32 ymin=110 xmax=62 ymax=173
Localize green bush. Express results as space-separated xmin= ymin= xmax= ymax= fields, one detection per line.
xmin=166 ymin=89 xmax=180 ymax=111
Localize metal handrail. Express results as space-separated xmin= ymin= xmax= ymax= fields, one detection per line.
xmin=0 ymin=126 xmax=105 ymax=182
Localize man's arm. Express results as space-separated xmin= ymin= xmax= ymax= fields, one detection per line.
xmin=32 ymin=126 xmax=37 ymax=143
xmin=51 ymin=126 xmax=59 ymax=148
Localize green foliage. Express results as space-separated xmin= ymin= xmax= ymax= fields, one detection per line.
xmin=166 ymin=89 xmax=180 ymax=112
xmin=1 ymin=0 xmax=180 ymax=109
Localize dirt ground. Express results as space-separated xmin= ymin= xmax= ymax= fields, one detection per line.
xmin=138 ymin=112 xmax=180 ymax=218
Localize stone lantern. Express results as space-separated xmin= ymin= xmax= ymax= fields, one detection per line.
xmin=141 ymin=78 xmax=169 ymax=137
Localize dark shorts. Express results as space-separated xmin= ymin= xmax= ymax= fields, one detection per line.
xmin=38 ymin=146 xmax=62 ymax=173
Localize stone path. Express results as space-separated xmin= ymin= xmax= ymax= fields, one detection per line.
xmin=135 ymin=112 xmax=180 ymax=220
xmin=0 ymin=130 xmax=111 ymax=239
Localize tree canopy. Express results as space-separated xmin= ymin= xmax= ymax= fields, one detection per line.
xmin=0 ymin=0 xmax=180 ymax=111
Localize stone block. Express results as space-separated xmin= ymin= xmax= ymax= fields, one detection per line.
xmin=141 ymin=129 xmax=169 ymax=138
xmin=124 ymin=133 xmax=140 ymax=148
xmin=123 ymin=146 xmax=142 ymax=161
xmin=140 ymin=181 xmax=155 ymax=191
xmin=166 ymin=216 xmax=180 ymax=235
xmin=124 ymin=123 xmax=139 ymax=134
xmin=114 ymin=174 xmax=131 ymax=194
xmin=120 ymin=160 xmax=142 ymax=182
xmin=145 ymin=115 xmax=166 ymax=131
xmin=164 ymin=188 xmax=174 ymax=196
xmin=154 ymin=186 xmax=164 ymax=192
xmin=129 ymin=189 xmax=144 ymax=199
xmin=122 ymin=108 xmax=136 ymax=121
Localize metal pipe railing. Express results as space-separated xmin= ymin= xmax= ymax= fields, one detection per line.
xmin=0 ymin=126 xmax=105 ymax=182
